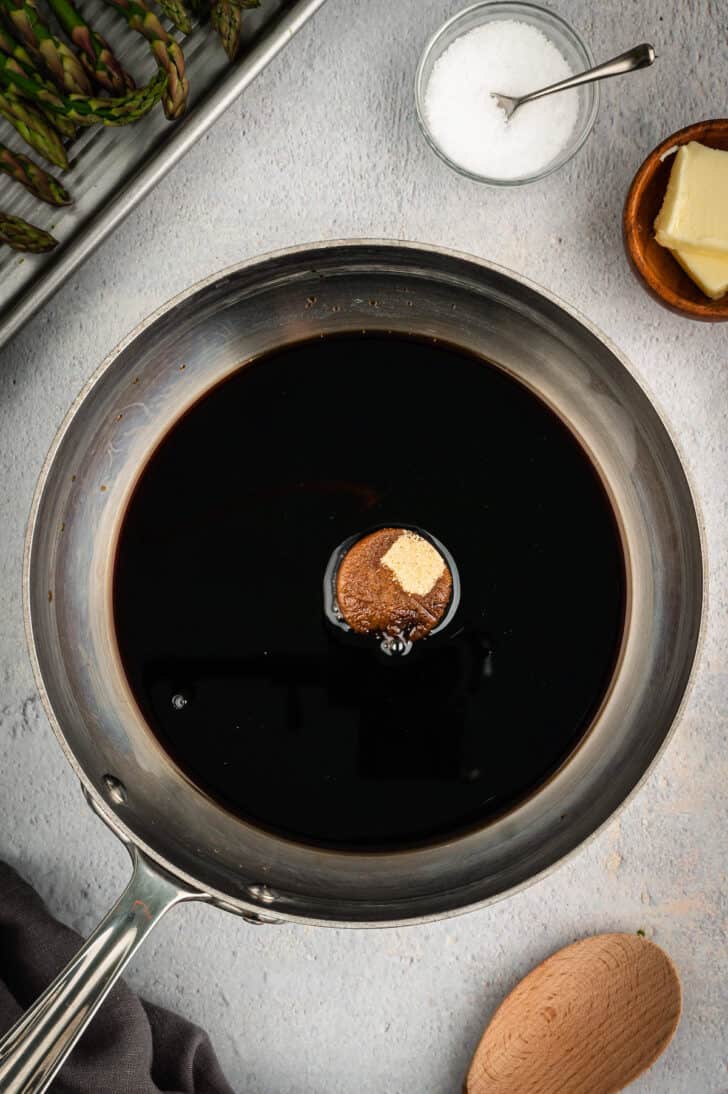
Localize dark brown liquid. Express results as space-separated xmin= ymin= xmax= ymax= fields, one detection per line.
xmin=113 ymin=333 xmax=625 ymax=850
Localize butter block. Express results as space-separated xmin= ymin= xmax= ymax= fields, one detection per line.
xmin=673 ymin=247 xmax=728 ymax=300
xmin=654 ymin=141 xmax=728 ymax=257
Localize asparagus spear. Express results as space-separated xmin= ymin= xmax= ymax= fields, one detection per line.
xmin=0 ymin=28 xmax=76 ymax=137
xmin=104 ymin=0 xmax=188 ymax=119
xmin=210 ymin=0 xmax=239 ymax=59
xmin=0 ymin=0 xmax=92 ymax=95
xmin=156 ymin=0 xmax=191 ymax=35
xmin=38 ymin=99 xmax=75 ymax=138
xmin=0 ymin=210 xmax=57 ymax=251
xmin=210 ymin=0 xmax=257 ymax=59
xmin=0 ymin=89 xmax=67 ymax=166
xmin=0 ymin=53 xmax=167 ymax=125
xmin=0 ymin=140 xmax=71 ymax=201
xmin=44 ymin=0 xmax=134 ymax=93
xmin=188 ymin=0 xmax=254 ymax=21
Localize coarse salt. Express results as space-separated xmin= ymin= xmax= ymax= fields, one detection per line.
xmin=423 ymin=20 xmax=579 ymax=180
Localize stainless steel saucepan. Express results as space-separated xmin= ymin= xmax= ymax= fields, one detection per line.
xmin=0 ymin=241 xmax=703 ymax=1093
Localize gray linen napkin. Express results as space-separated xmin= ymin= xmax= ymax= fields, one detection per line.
xmin=0 ymin=861 xmax=234 ymax=1094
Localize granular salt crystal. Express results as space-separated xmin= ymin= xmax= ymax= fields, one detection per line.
xmin=423 ymin=20 xmax=579 ymax=180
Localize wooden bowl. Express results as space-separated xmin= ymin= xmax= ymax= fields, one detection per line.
xmin=624 ymin=119 xmax=728 ymax=321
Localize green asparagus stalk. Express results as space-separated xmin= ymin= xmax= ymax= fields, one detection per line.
xmin=0 ymin=0 xmax=93 ymax=95
xmin=0 ymin=210 xmax=58 ymax=251
xmin=188 ymin=0 xmax=255 ymax=21
xmin=0 ymin=89 xmax=67 ymax=166
xmin=0 ymin=52 xmax=167 ymax=125
xmin=0 ymin=140 xmax=71 ymax=202
xmin=0 ymin=28 xmax=76 ymax=137
xmin=40 ymin=101 xmax=76 ymax=138
xmin=104 ymin=0 xmax=188 ymax=119
xmin=210 ymin=0 xmax=239 ymax=58
xmin=156 ymin=0 xmax=191 ymax=35
xmin=210 ymin=0 xmax=257 ymax=59
xmin=44 ymin=0 xmax=134 ymax=93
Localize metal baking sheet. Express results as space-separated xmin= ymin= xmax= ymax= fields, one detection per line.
xmin=0 ymin=0 xmax=327 ymax=348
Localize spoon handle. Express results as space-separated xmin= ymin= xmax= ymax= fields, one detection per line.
xmin=518 ymin=43 xmax=656 ymax=107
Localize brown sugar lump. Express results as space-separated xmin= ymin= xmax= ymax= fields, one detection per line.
xmin=335 ymin=528 xmax=453 ymax=642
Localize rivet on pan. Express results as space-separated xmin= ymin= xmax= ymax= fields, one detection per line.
xmin=242 ymin=912 xmax=282 ymax=926
xmin=103 ymin=774 xmax=127 ymax=805
xmin=247 ymin=884 xmax=276 ymax=905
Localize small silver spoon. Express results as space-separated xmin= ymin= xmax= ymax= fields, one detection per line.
xmin=491 ymin=42 xmax=656 ymax=121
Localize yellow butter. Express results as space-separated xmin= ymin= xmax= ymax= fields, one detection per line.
xmin=672 ymin=247 xmax=728 ymax=300
xmin=654 ymin=141 xmax=728 ymax=257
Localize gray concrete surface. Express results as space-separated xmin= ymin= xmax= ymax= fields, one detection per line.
xmin=1 ymin=1 xmax=727 ymax=1090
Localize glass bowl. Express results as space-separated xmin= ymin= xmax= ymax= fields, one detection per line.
xmin=415 ymin=1 xmax=599 ymax=186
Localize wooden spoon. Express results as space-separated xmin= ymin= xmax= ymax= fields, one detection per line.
xmin=466 ymin=933 xmax=681 ymax=1094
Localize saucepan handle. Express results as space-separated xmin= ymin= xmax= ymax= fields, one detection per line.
xmin=0 ymin=847 xmax=200 ymax=1094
